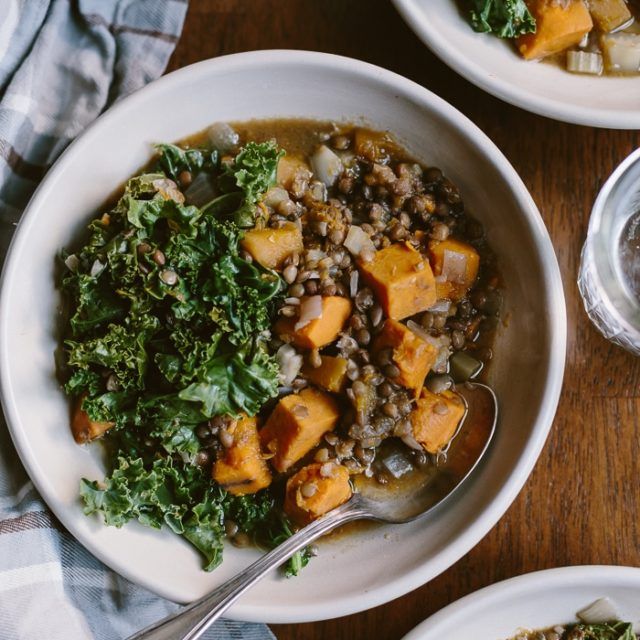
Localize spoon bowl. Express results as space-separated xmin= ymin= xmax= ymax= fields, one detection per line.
xmin=130 ymin=381 xmax=498 ymax=640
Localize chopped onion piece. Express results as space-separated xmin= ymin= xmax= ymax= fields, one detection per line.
xmin=90 ymin=259 xmax=105 ymax=278
xmin=441 ymin=249 xmax=468 ymax=283
xmin=407 ymin=319 xmax=431 ymax=343
xmin=401 ymin=432 xmax=423 ymax=451
xmin=350 ymin=270 xmax=359 ymax=297
xmin=428 ymin=299 xmax=452 ymax=314
xmin=276 ymin=344 xmax=303 ymax=386
xmin=305 ymin=249 xmax=326 ymax=262
xmin=407 ymin=321 xmax=452 ymax=373
xmin=381 ymin=451 xmax=414 ymax=479
xmin=310 ymin=145 xmax=343 ymax=187
xmin=567 ymin=50 xmax=603 ymax=75
xmin=344 ymin=225 xmax=376 ymax=258
xmin=207 ymin=122 xmax=239 ymax=152
xmin=184 ymin=172 xmax=217 ymax=207
xmin=64 ymin=254 xmax=79 ymax=272
xmin=295 ymin=295 xmax=323 ymax=330
xmin=577 ymin=598 xmax=619 ymax=624
xmin=152 ymin=178 xmax=185 ymax=204
xmin=602 ymin=33 xmax=640 ymax=74
xmin=263 ymin=186 xmax=289 ymax=207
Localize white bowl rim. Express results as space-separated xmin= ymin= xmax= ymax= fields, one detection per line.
xmin=402 ymin=565 xmax=640 ymax=639
xmin=0 ymin=49 xmax=567 ymax=621
xmin=392 ymin=0 xmax=640 ymax=130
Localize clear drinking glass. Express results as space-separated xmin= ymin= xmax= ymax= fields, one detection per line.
xmin=578 ymin=148 xmax=640 ymax=355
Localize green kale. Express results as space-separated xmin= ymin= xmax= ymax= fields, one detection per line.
xmin=64 ymin=137 xmax=300 ymax=574
xmin=66 ymin=315 xmax=159 ymax=392
xmin=213 ymin=140 xmax=284 ymax=227
xmin=154 ymin=143 xmax=219 ymax=182
xmin=80 ymin=457 xmax=226 ymax=571
xmin=178 ymin=340 xmax=279 ymax=418
xmin=563 ymin=622 xmax=636 ymax=640
xmin=469 ymin=0 xmax=536 ymax=38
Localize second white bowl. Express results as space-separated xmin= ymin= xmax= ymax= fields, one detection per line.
xmin=0 ymin=50 xmax=566 ymax=622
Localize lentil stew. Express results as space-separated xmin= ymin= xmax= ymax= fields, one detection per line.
xmin=59 ymin=119 xmax=501 ymax=574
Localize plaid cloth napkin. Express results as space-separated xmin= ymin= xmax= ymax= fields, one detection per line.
xmin=0 ymin=2 xmax=275 ymax=639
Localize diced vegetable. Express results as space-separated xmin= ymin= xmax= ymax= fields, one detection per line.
xmin=428 ymin=238 xmax=480 ymax=302
xmin=212 ymin=414 xmax=272 ymax=496
xmin=577 ymin=597 xmax=620 ymax=624
xmin=310 ymin=145 xmax=343 ymax=187
xmin=207 ymin=122 xmax=239 ymax=152
xmin=300 ymin=355 xmax=349 ymax=393
xmin=410 ymin=388 xmax=466 ymax=454
xmin=276 ymin=344 xmax=303 ymax=386
xmin=284 ymin=462 xmax=352 ymax=525
xmin=275 ymin=296 xmax=352 ymax=349
xmin=358 ymin=242 xmax=437 ymax=320
xmin=71 ymin=397 xmax=114 ymax=443
xmin=567 ymin=50 xmax=604 ymax=74
xmin=380 ymin=449 xmax=414 ymax=479
xmin=517 ymin=0 xmax=593 ymax=60
xmin=449 ymin=351 xmax=484 ymax=382
xmin=406 ymin=321 xmax=453 ymax=374
xmin=240 ymin=222 xmax=303 ymax=271
xmin=344 ymin=225 xmax=376 ymax=258
xmin=277 ymin=155 xmax=312 ymax=191
xmin=588 ymin=0 xmax=632 ymax=33
xmin=260 ymin=388 xmax=340 ymax=472
xmin=601 ymin=32 xmax=640 ymax=73
xmin=372 ymin=319 xmax=438 ymax=395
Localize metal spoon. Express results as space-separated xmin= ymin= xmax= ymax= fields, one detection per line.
xmin=129 ymin=382 xmax=497 ymax=640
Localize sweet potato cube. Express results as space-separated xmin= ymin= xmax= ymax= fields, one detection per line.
xmin=301 ymin=355 xmax=348 ymax=393
xmin=372 ymin=320 xmax=437 ymax=394
xmin=260 ymin=388 xmax=340 ymax=472
xmin=517 ymin=0 xmax=593 ymax=60
xmin=277 ymin=155 xmax=311 ymax=191
xmin=240 ymin=222 xmax=303 ymax=271
xmin=589 ymin=0 xmax=632 ymax=33
xmin=358 ymin=242 xmax=436 ymax=320
xmin=428 ymin=238 xmax=480 ymax=302
xmin=410 ymin=389 xmax=466 ymax=454
xmin=71 ymin=397 xmax=114 ymax=444
xmin=274 ymin=296 xmax=352 ymax=349
xmin=285 ymin=462 xmax=352 ymax=525
xmin=213 ymin=414 xmax=272 ymax=496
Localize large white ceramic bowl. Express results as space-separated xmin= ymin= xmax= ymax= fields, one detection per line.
xmin=0 ymin=50 xmax=566 ymax=622
xmin=403 ymin=566 xmax=640 ymax=639
xmin=393 ymin=0 xmax=640 ymax=129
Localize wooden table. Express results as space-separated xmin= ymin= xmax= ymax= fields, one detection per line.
xmin=168 ymin=2 xmax=640 ymax=638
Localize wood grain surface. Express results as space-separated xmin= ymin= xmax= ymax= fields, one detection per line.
xmin=167 ymin=2 xmax=640 ymax=638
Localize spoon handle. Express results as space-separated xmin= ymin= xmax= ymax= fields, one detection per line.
xmin=128 ymin=501 xmax=365 ymax=640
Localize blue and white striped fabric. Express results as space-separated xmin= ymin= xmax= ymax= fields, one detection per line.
xmin=0 ymin=2 xmax=275 ymax=639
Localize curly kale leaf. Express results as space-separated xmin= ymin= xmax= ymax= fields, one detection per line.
xmin=80 ymin=457 xmax=226 ymax=570
xmin=80 ymin=458 xmax=310 ymax=574
xmin=178 ymin=340 xmax=279 ymax=418
xmin=215 ymin=140 xmax=284 ymax=227
xmin=63 ymin=273 xmax=128 ymax=336
xmin=154 ymin=143 xmax=219 ymax=182
xmin=66 ymin=315 xmax=159 ymax=392
xmin=564 ymin=622 xmax=636 ymax=640
xmin=469 ymin=0 xmax=536 ymax=38
xmin=202 ymin=253 xmax=282 ymax=344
